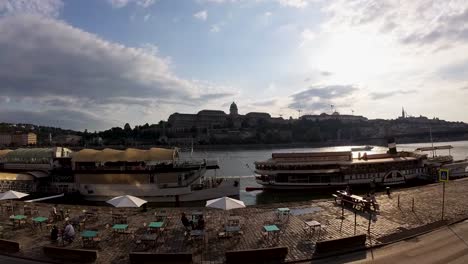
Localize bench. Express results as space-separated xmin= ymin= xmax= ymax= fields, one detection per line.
xmin=332 ymin=194 xmax=341 ymax=203
xmin=43 ymin=246 xmax=98 ymax=262
xmin=129 ymin=252 xmax=193 ymax=264
xmin=314 ymin=234 xmax=366 ymax=257
xmin=0 ymin=239 xmax=20 ymax=253
xmin=225 ymin=247 xmax=288 ymax=264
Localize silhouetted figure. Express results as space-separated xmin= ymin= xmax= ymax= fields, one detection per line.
xmin=386 ymin=187 xmax=391 ymax=198
xmin=50 ymin=225 xmax=58 ymax=242
xmin=196 ymin=215 xmax=205 ymax=230
xmin=181 ymin=213 xmax=192 ymax=230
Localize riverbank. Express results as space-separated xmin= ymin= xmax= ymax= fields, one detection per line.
xmin=2 ymin=178 xmax=468 ymax=263
xmin=53 ymin=137 xmax=468 ymax=152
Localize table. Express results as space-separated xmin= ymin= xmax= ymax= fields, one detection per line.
xmin=337 ymin=190 xmax=348 ymax=196
xmin=81 ymin=230 xmax=98 ymax=248
xmin=140 ymin=234 xmax=158 ymax=248
xmin=112 ymin=224 xmax=128 ymax=233
xmin=349 ymin=195 xmax=371 ymax=210
xmin=112 ymin=214 xmax=127 ymax=224
xmin=225 ymin=225 xmax=241 ymax=234
xmin=276 ymin=208 xmax=290 ymax=221
xmin=32 ymin=216 xmax=48 ymax=230
xmin=155 ymin=211 xmax=168 ymax=220
xmin=10 ymin=215 xmax=26 ymax=229
xmin=81 ymin=230 xmax=97 ymax=238
xmin=227 ymin=216 xmax=240 ymax=226
xmin=304 ymin=220 xmax=321 ymax=237
xmin=263 ymin=225 xmax=280 ymax=243
xmin=148 ymin=221 xmax=164 ymax=233
xmin=190 ymin=230 xmax=205 ymax=241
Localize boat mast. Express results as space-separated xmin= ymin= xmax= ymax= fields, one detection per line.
xmin=430 ymin=127 xmax=435 ymax=158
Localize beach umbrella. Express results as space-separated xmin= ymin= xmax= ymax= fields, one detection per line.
xmin=106 ymin=195 xmax=147 ymax=208
xmin=206 ymin=196 xmax=246 ymax=211
xmin=0 ymin=190 xmax=29 ymax=213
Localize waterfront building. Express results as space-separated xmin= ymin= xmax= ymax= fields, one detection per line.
xmin=0 ymin=147 xmax=72 ymax=193
xmin=0 ymin=132 xmax=37 ymax=146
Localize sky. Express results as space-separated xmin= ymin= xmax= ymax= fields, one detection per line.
xmin=0 ymin=0 xmax=467 ymax=131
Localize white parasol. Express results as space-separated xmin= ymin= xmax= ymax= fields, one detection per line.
xmin=0 ymin=190 xmax=29 ymax=213
xmin=106 ymin=195 xmax=147 ymax=208
xmin=206 ymin=196 xmax=246 ymax=210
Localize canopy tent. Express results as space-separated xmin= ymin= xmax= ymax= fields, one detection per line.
xmin=206 ymin=196 xmax=246 ymax=210
xmin=106 ymin=195 xmax=147 ymax=208
xmin=72 ymin=148 xmax=178 ymax=163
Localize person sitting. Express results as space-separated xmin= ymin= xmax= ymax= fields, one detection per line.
xmin=181 ymin=213 xmax=192 ymax=230
xmin=63 ymin=221 xmax=75 ymax=243
xmin=50 ymin=225 xmax=58 ymax=242
xmin=196 ymin=215 xmax=205 ymax=230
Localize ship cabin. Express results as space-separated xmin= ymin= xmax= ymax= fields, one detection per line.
xmin=255 ymin=151 xmax=428 ymax=185
xmin=71 ymin=148 xmax=208 ymax=196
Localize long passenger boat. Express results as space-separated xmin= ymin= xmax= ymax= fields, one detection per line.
xmin=254 ymin=141 xmax=468 ymax=190
xmin=0 ymin=147 xmax=239 ymax=202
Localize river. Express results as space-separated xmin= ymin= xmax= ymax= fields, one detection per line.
xmin=181 ymin=140 xmax=468 ymax=205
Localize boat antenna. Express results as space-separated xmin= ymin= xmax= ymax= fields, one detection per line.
xmin=190 ymin=138 xmax=194 ymax=159
xmin=429 ymin=127 xmax=435 ymax=158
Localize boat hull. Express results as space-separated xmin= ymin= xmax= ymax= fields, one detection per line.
xmin=80 ymin=178 xmax=240 ymax=202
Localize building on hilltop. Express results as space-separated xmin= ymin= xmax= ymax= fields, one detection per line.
xmin=167 ymin=102 xmax=286 ymax=130
xmin=0 ymin=132 xmax=37 ymax=146
xmin=229 ymin=102 xmax=238 ymax=116
xmin=300 ymin=112 xmax=368 ymax=123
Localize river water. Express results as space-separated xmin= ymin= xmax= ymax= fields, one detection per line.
xmin=181 ymin=140 xmax=468 ymax=205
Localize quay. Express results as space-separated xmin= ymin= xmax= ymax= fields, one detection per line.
xmin=2 ymin=178 xmax=468 ymax=263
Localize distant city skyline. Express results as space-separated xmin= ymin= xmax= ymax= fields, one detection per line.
xmin=0 ymin=0 xmax=467 ymax=131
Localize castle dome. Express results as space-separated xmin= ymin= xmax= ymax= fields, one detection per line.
xmin=229 ymin=102 xmax=238 ymax=116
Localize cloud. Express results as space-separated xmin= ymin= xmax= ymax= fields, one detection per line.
xmin=107 ymin=0 xmax=156 ymax=8
xmin=0 ymin=0 xmax=63 ymax=17
xmin=320 ymin=71 xmax=332 ymax=76
xmin=369 ymin=90 xmax=417 ymax=100
xmin=323 ymin=0 xmax=468 ymax=49
xmin=278 ymin=0 xmax=319 ymax=8
xmin=289 ymin=85 xmax=358 ymax=112
xmin=210 ymin=24 xmax=221 ymax=33
xmin=0 ymin=109 xmax=116 ymax=131
xmin=143 ymin=13 xmax=151 ymax=21
xmin=299 ymin=28 xmax=315 ymax=47
xmin=0 ymin=14 xmax=231 ymax=130
xmin=194 ymin=10 xmax=208 ymax=21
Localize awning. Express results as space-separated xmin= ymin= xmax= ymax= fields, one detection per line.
xmin=26 ymin=171 xmax=49 ymax=178
xmin=72 ymin=148 xmax=178 ymax=162
xmin=0 ymin=172 xmax=34 ymax=181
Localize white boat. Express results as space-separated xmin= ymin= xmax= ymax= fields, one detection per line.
xmin=0 ymin=147 xmax=240 ymax=202
xmin=254 ymin=142 xmax=429 ymax=189
xmin=351 ymin=145 xmax=373 ymax=151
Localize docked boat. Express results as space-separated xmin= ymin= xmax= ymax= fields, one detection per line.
xmin=255 ymin=141 xmax=432 ymax=190
xmin=351 ymin=145 xmax=373 ymax=151
xmin=0 ymin=147 xmax=239 ymax=202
